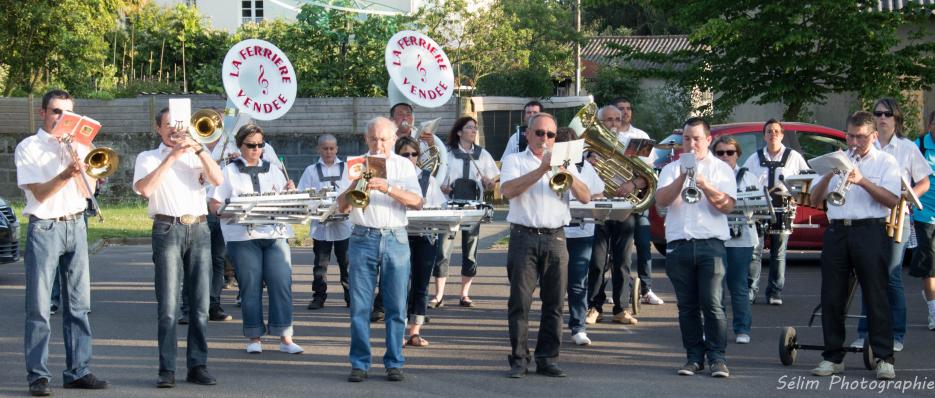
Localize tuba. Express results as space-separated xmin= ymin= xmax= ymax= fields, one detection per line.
xmin=569 ymin=103 xmax=658 ymax=212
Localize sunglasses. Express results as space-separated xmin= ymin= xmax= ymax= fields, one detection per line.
xmin=243 ymin=142 xmax=266 ymax=149
xmin=533 ymin=129 xmax=557 ymax=139
xmin=873 ymin=111 xmax=894 ymax=118
xmin=715 ymin=150 xmax=737 ymax=156
xmin=399 ymin=151 xmax=419 ymax=158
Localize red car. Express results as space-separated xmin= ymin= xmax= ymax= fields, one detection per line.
xmin=648 ymin=122 xmax=847 ymax=254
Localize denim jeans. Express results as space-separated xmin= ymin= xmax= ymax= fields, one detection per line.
xmin=434 ymin=223 xmax=481 ymax=278
xmin=348 ymin=226 xmax=410 ymax=371
xmin=152 ymin=220 xmax=211 ymax=373
xmin=227 ymin=239 xmax=294 ymax=338
xmin=750 ymin=232 xmax=789 ymax=300
xmin=24 ymin=217 xmax=93 ymax=384
xmin=665 ymin=239 xmax=728 ymax=365
xmin=857 ymin=221 xmax=908 ymax=343
xmin=312 ymin=238 xmax=350 ymax=304
xmin=634 ymin=212 xmax=653 ymax=295
xmin=724 ymin=246 xmax=753 ymax=335
xmin=408 ymin=236 xmax=436 ymax=324
xmin=567 ymin=236 xmax=594 ymax=335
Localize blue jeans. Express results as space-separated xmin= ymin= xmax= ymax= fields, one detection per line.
xmin=750 ymin=233 xmax=789 ymax=300
xmin=567 ymin=236 xmax=593 ymax=335
xmin=857 ymin=221 xmax=908 ymax=343
xmin=665 ymin=239 xmax=728 ymax=365
xmin=724 ymin=246 xmax=753 ymax=335
xmin=348 ymin=226 xmax=410 ymax=371
xmin=24 ymin=217 xmax=93 ymax=384
xmin=152 ymin=220 xmax=211 ymax=373
xmin=634 ymin=213 xmax=653 ymax=295
xmin=227 ymin=239 xmax=294 ymax=338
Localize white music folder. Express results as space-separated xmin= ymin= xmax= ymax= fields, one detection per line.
xmin=808 ymin=150 xmax=854 ymax=175
xmin=550 ymin=139 xmax=586 ymax=166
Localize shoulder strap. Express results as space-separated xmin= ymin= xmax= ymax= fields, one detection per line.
xmin=735 ymin=167 xmax=747 ymax=186
xmin=779 ymin=147 xmax=792 ymax=166
xmin=518 ymin=130 xmax=528 ymax=152
xmin=418 ymin=169 xmax=431 ymax=197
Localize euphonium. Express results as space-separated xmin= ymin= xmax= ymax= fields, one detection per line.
xmin=569 ymin=103 xmax=658 ymax=211
xmin=418 ymin=145 xmax=441 ymax=177
xmin=84 ymin=147 xmax=119 ymax=179
xmin=681 ymin=168 xmax=701 ymax=203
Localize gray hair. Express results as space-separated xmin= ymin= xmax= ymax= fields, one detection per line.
xmin=318 ymin=134 xmax=337 ymax=146
xmin=526 ymin=112 xmax=556 ymax=130
xmin=596 ymin=105 xmax=621 ymax=120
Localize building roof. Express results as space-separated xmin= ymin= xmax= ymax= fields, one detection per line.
xmin=873 ymin=0 xmax=935 ymax=12
xmin=581 ymin=35 xmax=692 ymax=69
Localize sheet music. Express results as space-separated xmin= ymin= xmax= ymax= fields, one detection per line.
xmin=550 ymin=139 xmax=585 ymax=167
xmin=808 ymin=150 xmax=854 ymax=175
xmin=623 ymin=138 xmax=656 ymax=157
xmin=168 ymin=98 xmax=192 ymax=129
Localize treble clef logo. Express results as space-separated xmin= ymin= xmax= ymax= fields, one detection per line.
xmin=416 ymin=54 xmax=428 ymax=83
xmin=257 ymin=64 xmax=270 ymax=95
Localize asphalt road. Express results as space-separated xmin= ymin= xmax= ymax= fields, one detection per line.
xmin=0 ymin=226 xmax=933 ymax=397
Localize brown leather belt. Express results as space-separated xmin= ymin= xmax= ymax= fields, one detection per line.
xmin=153 ymin=214 xmax=207 ymax=225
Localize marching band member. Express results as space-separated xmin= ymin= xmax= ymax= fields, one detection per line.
xmin=340 ymin=117 xmax=423 ymax=383
xmin=655 ymin=117 xmax=736 ymax=378
xmin=433 ymin=116 xmax=499 ymax=308
xmin=500 ymin=113 xmax=591 ymax=378
xmin=849 ymin=98 xmax=930 ymax=352
xmin=16 ymin=89 xmax=109 ymax=395
xmin=501 ymin=100 xmax=544 ymax=158
xmin=555 ymin=127 xmax=605 ymax=346
xmin=712 ymin=136 xmax=756 ymax=344
xmin=741 ymin=119 xmax=810 ymax=306
xmin=200 ymin=133 xmax=233 ymax=323
xmin=297 ymin=134 xmax=351 ymax=309
xmin=391 ymin=102 xmax=449 ymax=186
xmin=807 ymin=111 xmax=899 ymax=380
xmin=910 ymin=109 xmax=935 ymax=331
xmin=209 ymin=124 xmax=303 ymax=356
xmin=134 ymin=106 xmax=223 ymax=388
xmin=394 ymin=136 xmax=446 ymax=347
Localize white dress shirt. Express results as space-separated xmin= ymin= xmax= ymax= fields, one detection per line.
xmin=502 ymin=131 xmax=523 ymax=159
xmin=824 ymin=146 xmax=901 ymax=220
xmin=342 ymin=153 xmax=423 ymax=229
xmin=423 ymin=174 xmax=447 ymax=208
xmin=741 ymin=144 xmax=810 ymax=189
xmin=15 ymin=129 xmax=89 ymax=218
xmin=875 ymin=135 xmax=931 ymax=190
xmin=725 ymin=166 xmax=760 ymax=248
xmin=297 ymin=159 xmax=351 ymax=241
xmin=658 ymin=154 xmax=737 ymax=242
xmin=133 ymin=143 xmax=209 ymax=218
xmin=501 ymin=149 xmax=581 ymax=229
xmin=444 ymin=144 xmax=500 ymax=191
xmin=565 ymin=161 xmax=605 ymax=239
xmin=211 ymin=160 xmax=294 ymax=241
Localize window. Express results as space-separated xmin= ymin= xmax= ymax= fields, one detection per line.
xmin=242 ymin=0 xmax=264 ymax=24
xmin=788 ymin=131 xmax=847 ymax=164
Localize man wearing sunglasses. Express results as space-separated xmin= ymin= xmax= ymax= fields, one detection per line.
xmin=741 ymin=119 xmax=809 ymax=306
xmin=500 ymin=113 xmax=591 ymax=378
xmin=501 ymin=100 xmax=544 ymax=159
xmin=15 ymin=89 xmax=110 ymax=395
xmin=134 ymin=105 xmax=224 ymax=388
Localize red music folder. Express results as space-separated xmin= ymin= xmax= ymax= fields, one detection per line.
xmin=50 ymin=111 xmax=101 ymax=146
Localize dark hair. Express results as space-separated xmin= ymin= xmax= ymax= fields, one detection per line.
xmin=523 ymin=100 xmax=543 ymax=112
xmin=235 ymin=123 xmax=264 ymax=147
xmin=610 ymin=97 xmax=631 ymax=106
xmin=555 ymin=127 xmax=576 ymax=143
xmin=928 ymin=109 xmax=935 ymax=130
xmin=42 ymin=89 xmax=73 ymax=110
xmin=847 ymin=111 xmax=875 ymax=131
xmin=873 ymin=98 xmax=905 ymax=138
xmin=763 ymin=118 xmax=782 ymax=134
xmin=390 ymin=102 xmax=413 ymax=117
xmin=155 ymin=107 xmax=170 ymax=127
xmin=683 ymin=116 xmax=711 ymax=136
xmin=712 ymin=136 xmax=742 ymax=158
xmin=395 ymin=135 xmax=420 ymax=155
xmin=446 ymin=116 xmax=478 ymax=150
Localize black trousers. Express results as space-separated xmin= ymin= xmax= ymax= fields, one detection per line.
xmin=407 ymin=236 xmax=437 ymax=324
xmin=820 ymin=219 xmax=894 ymax=363
xmin=587 ymin=218 xmax=636 ymax=314
xmin=507 ymin=225 xmax=568 ymax=368
xmin=311 ymin=238 xmax=350 ymax=304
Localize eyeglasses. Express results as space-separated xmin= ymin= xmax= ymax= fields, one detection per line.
xmin=602 ymin=117 xmax=622 ymax=122
xmin=715 ymin=150 xmax=737 ymax=156
xmin=243 ymin=142 xmax=266 ymax=149
xmin=846 ymin=133 xmax=872 ymax=140
xmin=399 ymin=151 xmax=419 ymax=158
xmin=873 ymin=111 xmax=894 ymax=118
xmin=533 ymin=129 xmax=557 ymax=139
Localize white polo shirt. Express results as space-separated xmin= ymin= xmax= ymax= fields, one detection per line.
xmin=501 ymin=149 xmax=580 ymax=229
xmin=824 ymin=146 xmax=900 ymax=220
xmin=423 ymin=174 xmax=448 ymax=208
xmin=725 ymin=166 xmax=760 ymax=248
xmin=133 ymin=144 xmax=209 ymax=218
xmin=342 ymin=153 xmax=423 ymax=229
xmin=211 ymin=160 xmax=294 ymax=241
xmin=564 ymin=161 xmax=605 ymax=239
xmin=444 ymin=144 xmax=500 ymax=192
xmin=658 ymin=153 xmax=737 ymax=242
xmin=298 ymin=159 xmax=351 ymax=241
xmin=741 ymin=145 xmax=810 ymax=188
xmin=15 ymin=129 xmax=89 ymax=219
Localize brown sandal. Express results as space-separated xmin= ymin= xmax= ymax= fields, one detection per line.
xmin=406 ymin=334 xmax=430 ymax=347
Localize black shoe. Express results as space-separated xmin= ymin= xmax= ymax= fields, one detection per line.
xmin=535 ymin=364 xmax=567 ymax=378
xmin=209 ymin=306 xmax=233 ymax=321
xmin=348 ymin=368 xmax=368 ymax=382
xmin=63 ymin=373 xmax=109 ymax=389
xmin=508 ymin=365 xmax=528 ymax=379
xmin=50 ymin=305 xmax=58 ymax=315
xmin=370 ymin=310 xmax=384 ymax=322
xmin=307 ymin=299 xmax=325 ymax=310
xmin=157 ymin=371 xmax=175 ymax=388
xmin=29 ymin=378 xmax=51 ymax=396
xmin=178 ymin=315 xmax=189 ymax=325
xmin=186 ymin=366 xmax=217 ymax=385
xmin=386 ymin=368 xmax=405 ymax=382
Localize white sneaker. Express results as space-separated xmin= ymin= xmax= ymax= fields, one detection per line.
xmin=641 ymin=290 xmax=665 ymax=305
xmin=811 ymin=360 xmax=844 ymax=376
xmin=280 ymin=342 xmax=304 ymax=354
xmin=849 ymin=337 xmax=865 ymax=349
xmin=735 ymin=334 xmax=751 ymax=344
xmin=876 ymin=361 xmax=895 ymax=380
xmin=893 ymin=340 xmax=903 ymax=352
xmin=928 ymin=313 xmax=935 ymax=331
xmin=571 ymin=332 xmax=592 ymax=346
xmin=768 ymin=297 xmax=783 ymax=305
xmin=246 ymin=342 xmax=262 ymax=353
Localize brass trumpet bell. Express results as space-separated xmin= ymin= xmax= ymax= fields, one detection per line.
xmin=346 ymin=190 xmax=370 ymax=208
xmin=84 ymin=147 xmax=119 ymax=179
xmin=549 ymin=171 xmax=572 ymax=194
xmin=190 ymin=108 xmax=224 ymax=144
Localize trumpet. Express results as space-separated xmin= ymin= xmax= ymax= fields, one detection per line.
xmin=826 ymin=150 xmax=860 ymax=207
xmin=60 ymin=137 xmax=119 ymax=222
xmin=681 ymin=167 xmax=701 ymax=203
xmin=549 ymin=159 xmax=573 ymax=195
xmin=172 ymin=108 xmax=224 ymax=145
xmin=346 ymin=158 xmax=374 ymax=209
